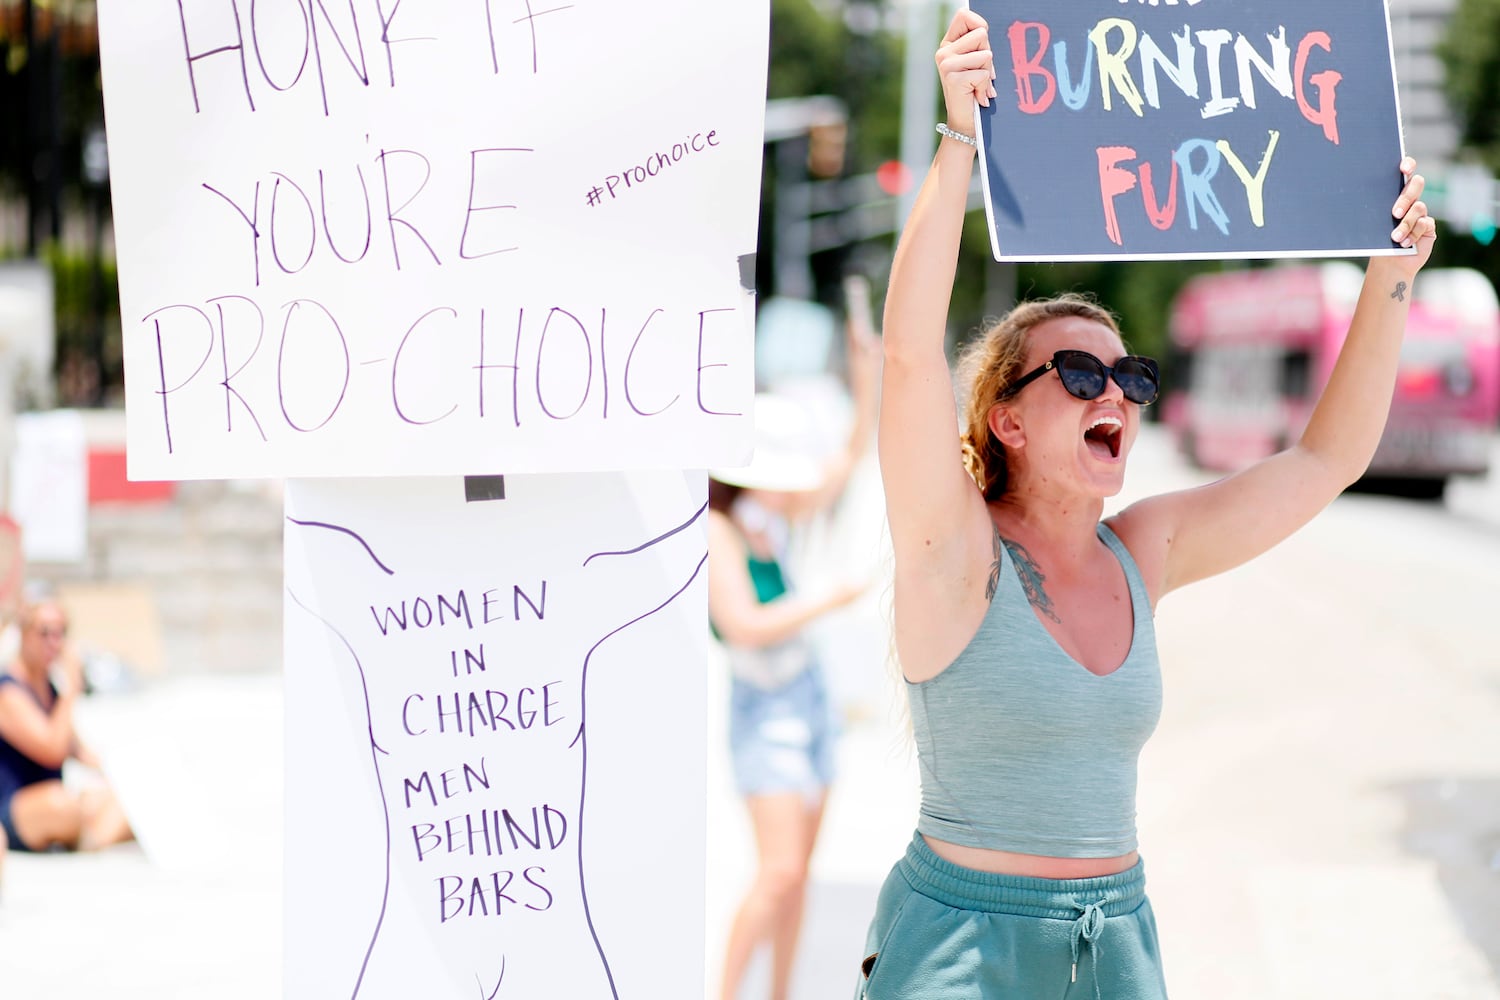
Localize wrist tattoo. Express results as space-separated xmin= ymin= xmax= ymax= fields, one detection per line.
xmin=1390 ymin=281 xmax=1407 ymax=302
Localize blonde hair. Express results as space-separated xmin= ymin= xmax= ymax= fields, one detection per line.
xmin=955 ymin=293 xmax=1122 ymax=500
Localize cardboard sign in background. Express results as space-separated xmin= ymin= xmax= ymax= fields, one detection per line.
xmin=283 ymin=471 xmax=707 ymax=999
xmin=97 ymin=2 xmax=768 ymax=480
xmin=972 ymin=0 xmax=1411 ymax=261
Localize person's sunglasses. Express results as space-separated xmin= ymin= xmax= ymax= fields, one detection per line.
xmin=999 ymin=350 xmax=1160 ymax=406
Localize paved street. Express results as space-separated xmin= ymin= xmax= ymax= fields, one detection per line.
xmin=3 ymin=427 xmax=1499 ymax=999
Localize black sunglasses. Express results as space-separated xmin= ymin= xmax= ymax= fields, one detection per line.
xmin=999 ymin=350 xmax=1160 ymax=406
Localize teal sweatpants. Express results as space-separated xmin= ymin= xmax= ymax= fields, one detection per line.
xmin=855 ymin=833 xmax=1170 ymax=999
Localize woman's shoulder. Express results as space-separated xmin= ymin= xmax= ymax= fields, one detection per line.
xmin=0 ymin=669 xmax=38 ymax=731
xmin=706 ymin=509 xmax=750 ymax=556
xmin=1100 ymin=509 xmax=1169 ymax=607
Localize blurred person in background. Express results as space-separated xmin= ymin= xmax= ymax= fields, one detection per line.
xmin=0 ymin=597 xmax=134 ymax=853
xmin=854 ymin=9 xmax=1435 ymax=998
xmin=710 ymin=302 xmax=880 ymax=1000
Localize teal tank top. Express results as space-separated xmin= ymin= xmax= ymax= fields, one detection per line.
xmin=747 ymin=555 xmax=788 ymax=603
xmin=721 ymin=551 xmax=816 ymax=690
xmin=906 ymin=522 xmax=1162 ymax=858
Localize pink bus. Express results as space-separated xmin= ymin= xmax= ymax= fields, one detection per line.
xmin=1164 ymin=263 xmax=1500 ymax=498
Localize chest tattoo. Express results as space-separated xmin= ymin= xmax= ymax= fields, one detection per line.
xmin=1000 ymin=536 xmax=1063 ymax=624
xmin=985 ymin=525 xmax=1003 ymax=601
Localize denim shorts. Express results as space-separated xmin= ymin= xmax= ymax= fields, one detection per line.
xmin=856 ymin=833 xmax=1169 ymax=1000
xmin=728 ymin=665 xmax=836 ymax=800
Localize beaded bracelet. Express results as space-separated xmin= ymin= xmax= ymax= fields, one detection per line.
xmin=935 ymin=123 xmax=977 ymax=147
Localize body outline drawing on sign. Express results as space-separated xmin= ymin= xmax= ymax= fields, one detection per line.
xmin=284 ymin=586 xmax=401 ymax=1000
xmin=285 ymin=514 xmax=439 ymax=1000
xmin=571 ymin=497 xmax=709 ymax=997
xmin=284 ymin=479 xmax=708 ymax=999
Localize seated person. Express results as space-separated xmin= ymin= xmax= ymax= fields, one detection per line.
xmin=0 ymin=598 xmax=133 ymax=852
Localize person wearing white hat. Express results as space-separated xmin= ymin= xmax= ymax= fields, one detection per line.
xmin=709 ymin=309 xmax=879 ymax=1000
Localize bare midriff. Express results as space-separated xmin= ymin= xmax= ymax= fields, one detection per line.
xmin=923 ymin=834 xmax=1139 ymax=879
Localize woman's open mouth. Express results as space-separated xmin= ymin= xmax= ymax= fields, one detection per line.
xmin=1084 ymin=415 xmax=1123 ymax=460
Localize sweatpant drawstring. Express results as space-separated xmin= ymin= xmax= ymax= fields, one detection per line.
xmin=1069 ymin=899 xmax=1106 ymax=1000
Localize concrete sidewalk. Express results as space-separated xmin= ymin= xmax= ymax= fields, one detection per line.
xmin=6 ymin=422 xmax=1500 ymax=1000
xmin=5 ymin=660 xmax=1497 ymax=1000
xmin=0 ymin=665 xmax=908 ymax=1000
xmin=1 ymin=675 xmax=282 ymax=999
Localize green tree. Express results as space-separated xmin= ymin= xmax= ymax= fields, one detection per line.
xmin=1434 ymin=0 xmax=1500 ymax=279
xmin=762 ymin=0 xmax=1212 ymax=365
xmin=768 ymin=0 xmax=902 ymax=169
xmin=1439 ymin=0 xmax=1500 ymax=172
xmin=761 ymin=0 xmax=904 ymax=305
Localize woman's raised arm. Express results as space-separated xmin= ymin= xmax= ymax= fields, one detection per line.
xmin=879 ymin=10 xmax=997 ymax=569
xmin=1115 ymin=159 xmax=1437 ymax=598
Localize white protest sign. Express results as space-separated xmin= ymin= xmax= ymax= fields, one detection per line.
xmin=98 ymin=2 xmax=767 ymax=480
xmin=9 ymin=410 xmax=89 ymax=564
xmin=284 ymin=471 xmax=707 ymax=999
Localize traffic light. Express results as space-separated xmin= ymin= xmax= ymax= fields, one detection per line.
xmin=1443 ymin=163 xmax=1497 ymax=245
xmin=1472 ymin=214 xmax=1497 ymax=246
xmin=875 ymin=160 xmax=912 ymax=196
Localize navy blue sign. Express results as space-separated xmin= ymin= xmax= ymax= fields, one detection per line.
xmin=970 ymin=0 xmax=1410 ymax=261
